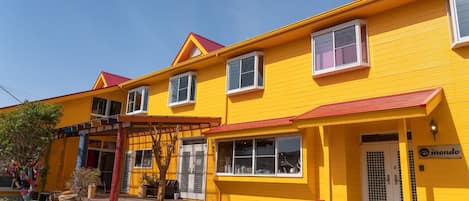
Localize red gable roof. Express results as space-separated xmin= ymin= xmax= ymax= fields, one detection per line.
xmin=294 ymin=88 xmax=442 ymax=121
xmin=203 ymin=116 xmax=296 ymax=135
xmin=172 ymin=32 xmax=225 ymax=65
xmin=190 ymin=32 xmax=225 ymax=53
xmin=100 ymin=71 xmax=131 ymax=87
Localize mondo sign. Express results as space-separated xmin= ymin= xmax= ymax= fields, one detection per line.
xmin=418 ymin=145 xmax=462 ymax=159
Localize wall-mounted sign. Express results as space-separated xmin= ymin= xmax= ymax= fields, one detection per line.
xmin=418 ymin=144 xmax=462 ymax=159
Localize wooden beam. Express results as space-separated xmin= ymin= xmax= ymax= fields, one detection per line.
xmin=109 ymin=124 xmax=126 ymax=201
xmin=318 ymin=125 xmax=331 ymax=201
xmin=398 ymin=119 xmax=412 ymax=201
xmin=118 ymin=115 xmax=221 ymax=126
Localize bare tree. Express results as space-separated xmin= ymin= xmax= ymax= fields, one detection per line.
xmin=149 ymin=125 xmax=178 ymax=201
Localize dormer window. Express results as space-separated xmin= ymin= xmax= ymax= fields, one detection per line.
xmin=126 ymin=86 xmax=149 ymax=114
xmin=90 ymin=97 xmax=122 ymax=118
xmin=169 ymin=72 xmax=196 ymax=107
xmin=190 ymin=46 xmax=202 ymax=58
xmin=226 ymin=51 xmax=264 ymax=95
xmin=312 ymin=19 xmax=369 ymax=77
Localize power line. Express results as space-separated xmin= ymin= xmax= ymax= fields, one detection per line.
xmin=0 ymin=85 xmax=22 ymax=103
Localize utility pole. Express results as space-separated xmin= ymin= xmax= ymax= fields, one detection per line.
xmin=0 ymin=85 xmax=22 ymax=103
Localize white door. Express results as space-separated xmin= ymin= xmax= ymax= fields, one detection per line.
xmin=178 ymin=142 xmax=207 ymax=200
xmin=361 ymin=142 xmax=402 ymax=201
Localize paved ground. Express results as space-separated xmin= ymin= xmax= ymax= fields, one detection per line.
xmin=89 ymin=193 xmax=183 ymax=201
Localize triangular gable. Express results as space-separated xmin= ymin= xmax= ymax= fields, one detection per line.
xmin=92 ymin=71 xmax=131 ymax=90
xmin=172 ymin=32 xmax=224 ymax=66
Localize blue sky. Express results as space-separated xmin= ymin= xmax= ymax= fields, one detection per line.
xmin=0 ymin=0 xmax=351 ymax=107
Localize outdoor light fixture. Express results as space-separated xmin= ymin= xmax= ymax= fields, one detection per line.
xmin=430 ymin=119 xmax=438 ymax=141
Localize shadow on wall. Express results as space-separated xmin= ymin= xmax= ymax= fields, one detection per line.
xmin=314 ymin=68 xmax=370 ymax=86
xmin=452 ymin=46 xmax=469 ymax=59
xmin=413 ymin=97 xmax=469 ymax=201
xmin=215 ymin=181 xmax=314 ymax=200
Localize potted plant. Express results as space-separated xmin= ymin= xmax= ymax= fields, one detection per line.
xmin=138 ymin=174 xmax=147 ymax=199
xmin=62 ymin=168 xmax=101 ymax=201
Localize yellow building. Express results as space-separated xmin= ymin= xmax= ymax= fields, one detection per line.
xmin=2 ymin=0 xmax=469 ymax=201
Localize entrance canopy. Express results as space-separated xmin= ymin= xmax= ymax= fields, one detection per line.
xmin=204 ymin=88 xmax=443 ymax=134
xmin=294 ymin=88 xmax=442 ymax=127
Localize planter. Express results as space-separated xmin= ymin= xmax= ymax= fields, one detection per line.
xmin=138 ymin=185 xmax=147 ymax=198
xmin=174 ymin=192 xmax=180 ymax=200
xmin=87 ymin=183 xmax=96 ymax=199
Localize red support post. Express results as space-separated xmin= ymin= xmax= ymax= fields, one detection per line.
xmin=110 ymin=124 xmax=125 ymax=201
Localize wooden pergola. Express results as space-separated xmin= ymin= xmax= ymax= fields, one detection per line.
xmin=58 ymin=115 xmax=221 ymax=201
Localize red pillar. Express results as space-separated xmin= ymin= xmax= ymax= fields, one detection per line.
xmin=110 ymin=123 xmax=125 ymax=201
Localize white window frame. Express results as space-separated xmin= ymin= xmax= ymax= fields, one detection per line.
xmin=448 ymin=0 xmax=469 ymax=48
xmin=90 ymin=97 xmax=122 ymax=118
xmin=215 ymin=134 xmax=302 ymax=177
xmin=226 ymin=51 xmax=264 ymax=95
xmin=311 ymin=19 xmax=369 ymax=76
xmin=126 ymin=86 xmax=149 ymax=115
xmin=168 ymin=71 xmax=197 ymax=107
xmin=133 ymin=149 xmax=153 ymax=169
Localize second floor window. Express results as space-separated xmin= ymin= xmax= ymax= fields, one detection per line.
xmin=91 ymin=97 xmax=122 ymax=118
xmin=449 ymin=0 xmax=469 ymax=48
xmin=169 ymin=72 xmax=196 ymax=107
xmin=126 ymin=86 xmax=149 ymax=114
xmin=312 ymin=19 xmax=369 ymax=76
xmin=226 ymin=51 xmax=264 ymax=95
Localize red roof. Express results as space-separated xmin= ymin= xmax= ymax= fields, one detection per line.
xmin=100 ymin=71 xmax=131 ymax=87
xmin=190 ymin=32 xmax=225 ymax=53
xmin=204 ymin=116 xmax=295 ymax=134
xmin=294 ymin=88 xmax=442 ymax=121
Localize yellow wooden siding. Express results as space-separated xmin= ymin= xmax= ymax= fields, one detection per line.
xmin=148 ymin=64 xmax=227 ymax=121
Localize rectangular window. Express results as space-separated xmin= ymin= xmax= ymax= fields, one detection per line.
xmin=216 ymin=135 xmax=301 ymax=176
xmin=168 ymin=72 xmax=196 ymax=107
xmin=134 ymin=150 xmax=152 ymax=168
xmin=449 ymin=0 xmax=469 ymax=48
xmin=91 ymin=97 xmax=122 ymax=118
xmin=312 ymin=19 xmax=369 ymax=76
xmin=226 ymin=51 xmax=264 ymax=95
xmin=126 ymin=86 xmax=149 ymax=114
xmin=91 ymin=97 xmax=107 ymax=116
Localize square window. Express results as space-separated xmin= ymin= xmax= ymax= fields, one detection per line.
xmin=109 ymin=101 xmax=122 ymax=116
xmin=168 ymin=72 xmax=197 ymax=107
xmin=226 ymin=51 xmax=264 ymax=95
xmin=126 ymin=86 xmax=149 ymax=114
xmin=312 ymin=19 xmax=369 ymax=76
xmin=449 ymin=0 xmax=469 ymax=48
xmin=134 ymin=150 xmax=152 ymax=168
xmin=91 ymin=97 xmax=107 ymax=116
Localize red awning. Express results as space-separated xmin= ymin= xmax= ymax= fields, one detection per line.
xmin=203 ymin=116 xmax=295 ymax=135
xmin=294 ymin=88 xmax=442 ymax=121
xmin=204 ymin=88 xmax=442 ymax=134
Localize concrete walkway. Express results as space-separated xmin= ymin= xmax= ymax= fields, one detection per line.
xmin=89 ymin=193 xmax=183 ymax=201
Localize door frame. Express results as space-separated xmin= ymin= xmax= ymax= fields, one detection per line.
xmin=121 ymin=151 xmax=132 ymax=193
xmin=360 ymin=141 xmax=400 ymax=201
xmin=177 ymin=137 xmax=208 ymax=200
